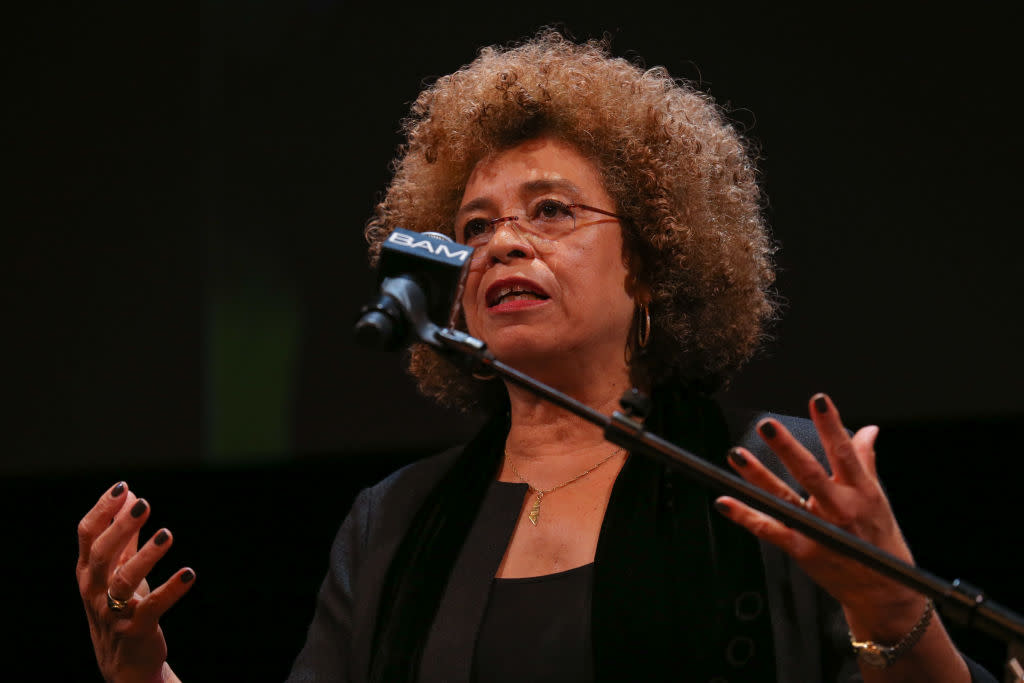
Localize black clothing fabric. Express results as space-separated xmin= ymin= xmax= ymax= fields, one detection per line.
xmin=472 ymin=560 xmax=595 ymax=683
xmin=589 ymin=387 xmax=778 ymax=681
xmin=365 ymin=385 xmax=776 ymax=682
xmin=286 ymin=391 xmax=998 ymax=683
xmin=368 ymin=413 xmax=509 ymax=683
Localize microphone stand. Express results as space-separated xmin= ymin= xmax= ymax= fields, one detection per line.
xmin=422 ymin=325 xmax=1024 ymax=674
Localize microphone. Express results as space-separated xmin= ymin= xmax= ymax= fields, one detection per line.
xmin=354 ymin=228 xmax=474 ymax=350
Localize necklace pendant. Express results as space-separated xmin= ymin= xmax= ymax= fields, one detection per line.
xmin=528 ymin=492 xmax=543 ymax=526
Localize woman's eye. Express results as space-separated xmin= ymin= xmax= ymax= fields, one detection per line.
xmin=534 ymin=199 xmax=572 ymax=221
xmin=461 ymin=218 xmax=491 ymax=241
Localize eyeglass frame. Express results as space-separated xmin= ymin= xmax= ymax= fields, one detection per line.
xmin=454 ymin=202 xmax=626 ymax=246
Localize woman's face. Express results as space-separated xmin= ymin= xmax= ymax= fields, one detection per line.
xmin=455 ymin=137 xmax=635 ymax=375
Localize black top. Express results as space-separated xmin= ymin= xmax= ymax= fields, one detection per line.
xmin=473 ymin=562 xmax=595 ymax=682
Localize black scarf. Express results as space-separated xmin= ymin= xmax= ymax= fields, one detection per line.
xmin=592 ymin=383 xmax=776 ymax=681
xmin=369 ymin=383 xmax=776 ymax=682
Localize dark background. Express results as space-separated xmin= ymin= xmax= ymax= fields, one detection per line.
xmin=5 ymin=1 xmax=1022 ymax=680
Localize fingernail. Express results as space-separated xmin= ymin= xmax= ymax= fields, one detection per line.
xmin=130 ymin=499 xmax=148 ymax=518
xmin=714 ymin=500 xmax=731 ymax=515
xmin=111 ymin=482 xmax=125 ymax=498
xmin=181 ymin=570 xmax=195 ymax=584
xmin=154 ymin=530 xmax=169 ymax=546
xmin=813 ymin=395 xmax=828 ymax=414
xmin=728 ymin=448 xmax=748 ymax=467
xmin=759 ymin=420 xmax=777 ymax=439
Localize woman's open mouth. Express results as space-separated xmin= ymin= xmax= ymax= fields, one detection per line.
xmin=485 ymin=278 xmax=551 ymax=310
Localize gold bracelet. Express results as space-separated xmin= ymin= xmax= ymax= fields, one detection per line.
xmin=849 ymin=599 xmax=935 ymax=668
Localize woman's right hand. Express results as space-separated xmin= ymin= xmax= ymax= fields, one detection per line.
xmin=77 ymin=482 xmax=195 ymax=683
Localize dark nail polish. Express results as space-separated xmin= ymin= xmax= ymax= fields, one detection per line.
xmin=814 ymin=395 xmax=828 ymax=414
xmin=759 ymin=421 xmax=777 ymax=439
xmin=728 ymin=448 xmax=748 ymax=467
xmin=111 ymin=482 xmax=125 ymax=498
xmin=154 ymin=530 xmax=169 ymax=546
xmin=181 ymin=570 xmax=194 ymax=584
xmin=130 ymin=500 xmax=148 ymax=518
xmin=714 ymin=500 xmax=730 ymax=515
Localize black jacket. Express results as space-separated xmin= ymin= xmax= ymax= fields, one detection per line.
xmin=286 ymin=411 xmax=996 ymax=682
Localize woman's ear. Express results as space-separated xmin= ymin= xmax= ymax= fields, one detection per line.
xmin=620 ymin=238 xmax=650 ymax=303
xmin=625 ymin=270 xmax=651 ymax=304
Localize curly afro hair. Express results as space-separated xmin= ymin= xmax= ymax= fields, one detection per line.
xmin=365 ymin=29 xmax=777 ymax=411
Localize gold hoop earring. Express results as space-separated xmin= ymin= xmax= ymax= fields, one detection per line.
xmin=637 ymin=303 xmax=651 ymax=348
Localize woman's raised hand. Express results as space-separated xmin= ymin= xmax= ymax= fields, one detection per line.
xmin=76 ymin=483 xmax=194 ymax=683
xmin=715 ymin=394 xmax=932 ymax=640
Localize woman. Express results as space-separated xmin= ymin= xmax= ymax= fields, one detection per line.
xmin=77 ymin=31 xmax=996 ymax=682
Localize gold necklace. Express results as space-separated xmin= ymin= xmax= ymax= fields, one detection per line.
xmin=506 ymin=448 xmax=625 ymax=526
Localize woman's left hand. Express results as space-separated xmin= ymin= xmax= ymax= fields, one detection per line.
xmin=715 ymin=393 xmax=926 ymax=639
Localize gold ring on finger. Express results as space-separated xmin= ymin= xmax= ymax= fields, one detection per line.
xmin=786 ymin=492 xmax=808 ymax=509
xmin=106 ymin=588 xmax=130 ymax=612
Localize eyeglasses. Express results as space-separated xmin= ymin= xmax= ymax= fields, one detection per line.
xmin=456 ymin=199 xmax=625 ymax=247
